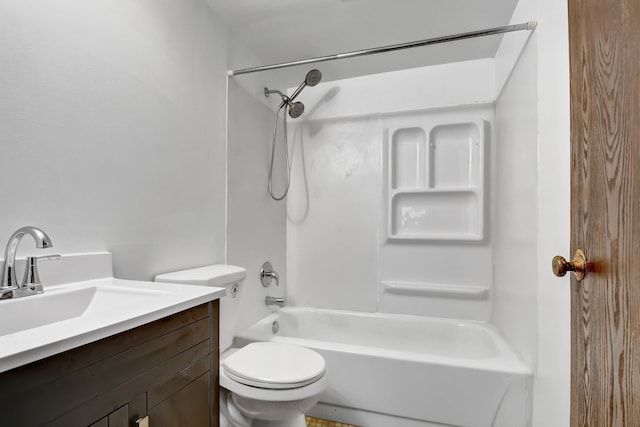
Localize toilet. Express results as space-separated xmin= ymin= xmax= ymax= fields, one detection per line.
xmin=155 ymin=265 xmax=327 ymax=427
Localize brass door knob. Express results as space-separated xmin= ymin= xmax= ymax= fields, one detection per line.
xmin=552 ymin=249 xmax=588 ymax=281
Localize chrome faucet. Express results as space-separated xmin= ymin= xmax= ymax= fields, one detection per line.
xmin=0 ymin=226 xmax=59 ymax=299
xmin=265 ymin=296 xmax=286 ymax=307
xmin=260 ymin=261 xmax=280 ymax=287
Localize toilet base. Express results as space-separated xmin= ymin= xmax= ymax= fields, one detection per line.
xmin=251 ymin=414 xmax=306 ymax=427
xmin=220 ymin=413 xmax=306 ymax=427
xmin=220 ymin=388 xmax=308 ymax=427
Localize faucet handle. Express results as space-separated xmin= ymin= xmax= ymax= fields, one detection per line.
xmin=32 ymin=254 xmax=62 ymax=262
xmin=22 ymin=254 xmax=61 ymax=290
xmin=260 ymin=262 xmax=280 ymax=287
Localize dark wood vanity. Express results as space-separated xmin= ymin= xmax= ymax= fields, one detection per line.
xmin=0 ymin=301 xmax=219 ymax=427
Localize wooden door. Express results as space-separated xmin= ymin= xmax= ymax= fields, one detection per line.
xmin=568 ymin=0 xmax=640 ymax=425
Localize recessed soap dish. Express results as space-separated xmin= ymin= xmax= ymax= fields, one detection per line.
xmin=387 ymin=120 xmax=486 ymax=241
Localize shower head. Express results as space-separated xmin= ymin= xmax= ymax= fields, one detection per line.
xmin=290 ymin=69 xmax=323 ymax=102
xmin=264 ymin=69 xmax=322 ymax=120
xmin=287 ymin=102 xmax=305 ymax=119
xmin=305 ymin=69 xmax=322 ymax=87
xmin=264 ymin=88 xmax=305 ymax=119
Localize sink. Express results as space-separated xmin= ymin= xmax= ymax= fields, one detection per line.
xmin=0 ymin=284 xmax=169 ymax=337
xmin=0 ymin=252 xmax=226 ymax=374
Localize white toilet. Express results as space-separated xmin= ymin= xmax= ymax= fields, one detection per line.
xmin=155 ymin=265 xmax=327 ymax=427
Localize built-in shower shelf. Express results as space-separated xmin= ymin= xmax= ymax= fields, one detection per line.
xmin=382 ymin=281 xmax=490 ymax=300
xmin=387 ymin=120 xmax=486 ymax=241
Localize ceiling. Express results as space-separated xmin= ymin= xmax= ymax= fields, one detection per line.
xmin=207 ymin=0 xmax=521 ymax=84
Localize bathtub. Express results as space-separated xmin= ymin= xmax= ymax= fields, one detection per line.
xmin=233 ymin=307 xmax=531 ymax=427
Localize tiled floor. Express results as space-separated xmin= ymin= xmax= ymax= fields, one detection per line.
xmin=305 ymin=415 xmax=360 ymax=427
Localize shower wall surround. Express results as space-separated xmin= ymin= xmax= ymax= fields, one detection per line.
xmin=286 ymin=59 xmax=495 ymax=320
xmin=379 ymin=105 xmax=493 ymax=319
xmin=227 ymin=77 xmax=288 ymax=332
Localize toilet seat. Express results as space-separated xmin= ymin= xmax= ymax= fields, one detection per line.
xmin=223 ymin=342 xmax=326 ymax=389
xmin=220 ymin=365 xmax=329 ymax=403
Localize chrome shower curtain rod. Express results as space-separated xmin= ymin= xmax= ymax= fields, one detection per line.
xmin=227 ymin=21 xmax=536 ymax=76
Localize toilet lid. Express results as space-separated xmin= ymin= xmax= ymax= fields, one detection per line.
xmin=222 ymin=342 xmax=326 ymax=389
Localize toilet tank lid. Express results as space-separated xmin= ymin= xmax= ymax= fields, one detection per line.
xmin=154 ymin=264 xmax=246 ymax=287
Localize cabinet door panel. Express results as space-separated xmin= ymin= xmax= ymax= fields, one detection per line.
xmin=148 ymin=356 xmax=209 ymax=409
xmin=88 ymin=417 xmax=108 ymax=427
xmin=87 ymin=403 xmax=130 ymax=427
xmin=108 ymin=405 xmax=129 ymax=427
xmin=149 ymin=373 xmax=210 ymax=427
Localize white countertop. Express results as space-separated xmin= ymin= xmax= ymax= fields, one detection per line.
xmin=0 ymin=253 xmax=225 ymax=373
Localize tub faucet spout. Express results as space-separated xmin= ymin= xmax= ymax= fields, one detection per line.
xmin=265 ymin=296 xmax=285 ymax=307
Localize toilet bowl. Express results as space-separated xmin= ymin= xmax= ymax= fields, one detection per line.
xmin=221 ymin=342 xmax=327 ymax=427
xmin=155 ymin=265 xmax=327 ymax=427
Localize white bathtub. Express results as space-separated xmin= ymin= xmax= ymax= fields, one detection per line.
xmin=233 ymin=307 xmax=531 ymax=427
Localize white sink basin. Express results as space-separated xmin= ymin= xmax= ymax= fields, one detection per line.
xmin=0 ymin=265 xmax=225 ymax=374
xmin=0 ymin=284 xmax=170 ymax=337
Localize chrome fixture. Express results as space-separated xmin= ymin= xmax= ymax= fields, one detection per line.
xmin=264 ymin=88 xmax=304 ymax=119
xmin=228 ymin=22 xmax=537 ymax=76
xmin=0 ymin=226 xmax=60 ymax=299
xmin=22 ymin=254 xmax=62 ymax=292
xmin=265 ymin=296 xmax=286 ymax=307
xmin=265 ymin=69 xmax=323 ymax=200
xmin=260 ymin=261 xmax=279 ymax=287
xmin=264 ymin=69 xmax=323 ymax=118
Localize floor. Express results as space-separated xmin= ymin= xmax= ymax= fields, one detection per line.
xmin=305 ymin=416 xmax=360 ymax=427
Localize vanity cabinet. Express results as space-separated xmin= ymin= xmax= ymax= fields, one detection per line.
xmin=0 ymin=301 xmax=219 ymax=427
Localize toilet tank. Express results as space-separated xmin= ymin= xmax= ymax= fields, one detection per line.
xmin=154 ymin=264 xmax=246 ymax=351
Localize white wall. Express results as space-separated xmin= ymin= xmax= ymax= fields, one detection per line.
xmin=493 ymin=15 xmax=539 ymax=370
xmin=286 ymin=112 xmax=380 ymax=312
xmin=296 ymin=59 xmax=496 ymax=122
xmin=0 ymin=0 xmax=228 ymax=280
xmin=494 ymin=0 xmax=571 ymax=425
xmin=225 ymin=35 xmax=290 ymax=332
xmin=286 ymin=60 xmax=497 ymax=319
xmin=532 ymin=0 xmax=571 ymax=425
xmin=225 ymin=32 xmax=287 ymax=112
xmin=226 ymin=62 xmax=288 ymax=333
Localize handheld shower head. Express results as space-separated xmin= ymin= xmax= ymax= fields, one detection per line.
xmin=264 ymin=69 xmax=322 ymax=122
xmin=290 ymin=69 xmax=323 ymax=102
xmin=305 ymin=69 xmax=322 ymax=87
xmin=266 ymin=69 xmax=323 ymax=201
